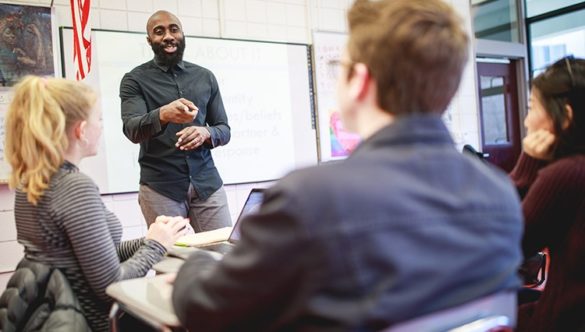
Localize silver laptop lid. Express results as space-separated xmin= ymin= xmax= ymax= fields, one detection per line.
xmin=228 ymin=188 xmax=265 ymax=243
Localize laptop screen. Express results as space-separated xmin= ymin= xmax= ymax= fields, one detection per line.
xmin=228 ymin=189 xmax=265 ymax=243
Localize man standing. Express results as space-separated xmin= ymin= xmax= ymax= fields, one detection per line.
xmin=170 ymin=0 xmax=524 ymax=330
xmin=120 ymin=10 xmax=231 ymax=232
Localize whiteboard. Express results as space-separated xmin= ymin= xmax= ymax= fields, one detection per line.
xmin=60 ymin=28 xmax=317 ymax=194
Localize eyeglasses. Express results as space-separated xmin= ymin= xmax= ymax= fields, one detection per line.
xmin=564 ymin=55 xmax=575 ymax=88
xmin=327 ymin=59 xmax=354 ymax=79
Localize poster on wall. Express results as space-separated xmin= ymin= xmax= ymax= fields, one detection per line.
xmin=0 ymin=4 xmax=54 ymax=183
xmin=0 ymin=4 xmax=54 ymax=87
xmin=312 ymin=31 xmax=361 ymax=162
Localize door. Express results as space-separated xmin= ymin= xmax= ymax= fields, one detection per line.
xmin=477 ymin=60 xmax=522 ymax=172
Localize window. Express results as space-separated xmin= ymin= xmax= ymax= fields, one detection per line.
xmin=473 ymin=0 xmax=520 ymax=42
xmin=527 ymin=6 xmax=585 ymax=77
xmin=480 ymin=76 xmax=509 ymax=144
xmin=526 ymin=0 xmax=585 ymax=18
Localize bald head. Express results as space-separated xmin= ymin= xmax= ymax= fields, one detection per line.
xmin=146 ymin=10 xmax=182 ymax=37
xmin=146 ymin=10 xmax=186 ymax=68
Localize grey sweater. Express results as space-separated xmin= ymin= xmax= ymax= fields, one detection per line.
xmin=15 ymin=161 xmax=166 ymax=332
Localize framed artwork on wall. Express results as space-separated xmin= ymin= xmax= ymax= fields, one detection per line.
xmin=0 ymin=3 xmax=55 ymax=183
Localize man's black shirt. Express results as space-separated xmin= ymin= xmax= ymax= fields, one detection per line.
xmin=120 ymin=59 xmax=230 ymax=202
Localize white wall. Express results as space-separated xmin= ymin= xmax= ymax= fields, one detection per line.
xmin=0 ymin=0 xmax=478 ymax=290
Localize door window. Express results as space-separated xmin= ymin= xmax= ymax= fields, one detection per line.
xmin=480 ymin=76 xmax=509 ymax=145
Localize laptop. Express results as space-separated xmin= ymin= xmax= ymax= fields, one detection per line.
xmin=169 ymin=188 xmax=265 ymax=258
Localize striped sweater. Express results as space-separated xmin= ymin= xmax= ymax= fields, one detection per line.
xmin=15 ymin=161 xmax=167 ymax=332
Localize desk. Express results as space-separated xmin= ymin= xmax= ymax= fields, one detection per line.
xmin=152 ymin=257 xmax=185 ymax=274
xmin=152 ymin=246 xmax=223 ymax=274
xmin=106 ymin=275 xmax=180 ymax=331
xmin=108 ymin=248 xmax=222 ymax=331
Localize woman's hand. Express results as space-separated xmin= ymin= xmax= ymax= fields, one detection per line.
xmin=145 ymin=216 xmax=189 ymax=249
xmin=523 ymin=129 xmax=556 ymax=160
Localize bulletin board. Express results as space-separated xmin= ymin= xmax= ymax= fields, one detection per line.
xmin=312 ymin=31 xmax=361 ymax=162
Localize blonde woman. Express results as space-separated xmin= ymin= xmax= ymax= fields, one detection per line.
xmin=4 ymin=76 xmax=188 ymax=331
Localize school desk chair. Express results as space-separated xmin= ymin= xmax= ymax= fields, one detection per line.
xmin=383 ymin=290 xmax=516 ymax=332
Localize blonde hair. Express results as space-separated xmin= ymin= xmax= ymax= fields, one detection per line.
xmin=347 ymin=0 xmax=469 ymax=114
xmin=4 ymin=76 xmax=96 ymax=205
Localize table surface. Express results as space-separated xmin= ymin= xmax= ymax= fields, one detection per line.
xmin=106 ymin=274 xmax=180 ymax=327
xmin=153 ymin=257 xmax=185 ymax=274
xmin=107 ymin=246 xmax=224 ymax=328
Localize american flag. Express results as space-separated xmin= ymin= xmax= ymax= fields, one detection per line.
xmin=70 ymin=0 xmax=91 ymax=80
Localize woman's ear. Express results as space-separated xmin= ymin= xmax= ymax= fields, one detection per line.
xmin=73 ymin=120 xmax=88 ymax=141
xmin=563 ymin=104 xmax=573 ymax=130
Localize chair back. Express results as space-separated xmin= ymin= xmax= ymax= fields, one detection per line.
xmin=384 ymin=291 xmax=516 ymax=332
xmin=462 ymin=145 xmax=489 ymax=161
xmin=449 ymin=315 xmax=513 ymax=332
xmin=519 ymin=252 xmax=547 ymax=288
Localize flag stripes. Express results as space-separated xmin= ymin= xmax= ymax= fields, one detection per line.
xmin=70 ymin=0 xmax=91 ymax=80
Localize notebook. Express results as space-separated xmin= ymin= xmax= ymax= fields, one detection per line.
xmin=170 ymin=188 xmax=265 ymax=257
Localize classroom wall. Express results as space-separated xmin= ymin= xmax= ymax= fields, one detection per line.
xmin=0 ymin=0 xmax=477 ymax=289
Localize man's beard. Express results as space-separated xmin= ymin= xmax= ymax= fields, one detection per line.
xmin=151 ymin=37 xmax=186 ymax=68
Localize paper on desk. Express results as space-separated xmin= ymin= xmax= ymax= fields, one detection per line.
xmin=175 ymin=226 xmax=232 ymax=247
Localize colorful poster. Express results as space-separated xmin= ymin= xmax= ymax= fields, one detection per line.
xmin=313 ymin=31 xmax=361 ymax=162
xmin=329 ymin=110 xmax=360 ymax=157
xmin=0 ymin=4 xmax=54 ymax=87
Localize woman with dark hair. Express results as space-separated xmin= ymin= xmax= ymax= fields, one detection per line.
xmin=511 ymin=57 xmax=585 ymax=332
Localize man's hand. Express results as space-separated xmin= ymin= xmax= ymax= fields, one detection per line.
xmin=160 ymin=98 xmax=198 ymax=124
xmin=164 ymin=273 xmax=177 ymax=284
xmin=176 ymin=126 xmax=211 ymax=150
xmin=523 ymin=129 xmax=556 ymax=161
